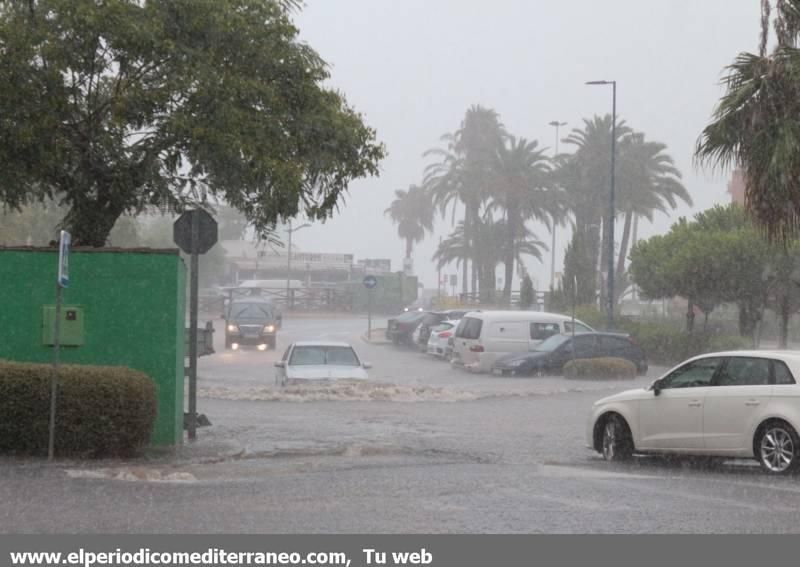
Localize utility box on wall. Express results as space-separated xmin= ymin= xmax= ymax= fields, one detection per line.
xmin=41 ymin=305 xmax=85 ymax=346
xmin=0 ymin=247 xmax=186 ymax=446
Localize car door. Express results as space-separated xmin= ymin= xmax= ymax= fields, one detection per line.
xmin=702 ymin=356 xmax=772 ymax=452
xmin=637 ymin=356 xmax=724 ymax=451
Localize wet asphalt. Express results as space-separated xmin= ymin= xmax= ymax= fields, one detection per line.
xmin=3 ymin=315 xmax=800 ymax=533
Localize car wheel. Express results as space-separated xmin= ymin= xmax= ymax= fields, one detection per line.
xmin=601 ymin=414 xmax=634 ymax=462
xmin=225 ymin=337 xmax=232 ymax=350
xmin=755 ymin=421 xmax=800 ymax=474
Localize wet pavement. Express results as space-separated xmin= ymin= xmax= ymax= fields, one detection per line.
xmin=3 ymin=315 xmax=800 ymax=533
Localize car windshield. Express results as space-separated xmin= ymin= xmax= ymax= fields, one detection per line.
xmin=289 ymin=346 xmax=360 ymax=366
xmin=534 ymin=333 xmax=571 ymax=352
xmin=230 ymin=303 xmax=273 ymax=320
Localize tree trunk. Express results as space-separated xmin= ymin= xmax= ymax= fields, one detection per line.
xmin=502 ymin=209 xmax=515 ymax=306
xmin=686 ymin=297 xmax=695 ymax=333
xmin=68 ymin=197 xmax=126 ymax=247
xmin=780 ymin=293 xmax=791 ymax=349
xmin=460 ymin=208 xmax=469 ymax=299
xmin=405 ymin=238 xmax=412 ymax=261
xmin=616 ymin=210 xmax=633 ymax=290
xmin=631 ymin=215 xmax=639 ymax=300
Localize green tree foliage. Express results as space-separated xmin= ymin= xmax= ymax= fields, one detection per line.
xmin=696 ymin=0 xmax=800 ymax=242
xmin=0 ymin=0 xmax=384 ymax=246
xmin=559 ymin=116 xmax=689 ymax=309
xmin=630 ymin=205 xmax=772 ymax=337
xmin=384 ymin=185 xmax=434 ymax=263
xmin=424 ymin=106 xmax=506 ymax=296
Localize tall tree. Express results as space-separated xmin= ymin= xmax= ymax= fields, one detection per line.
xmin=0 ymin=0 xmax=384 ymax=246
xmin=424 ymin=105 xmax=505 ymax=297
xmin=614 ymin=133 xmax=691 ymax=299
xmin=384 ymin=185 xmax=434 ymax=267
xmin=696 ymin=0 xmax=800 ymax=242
xmin=490 ymin=136 xmax=558 ymax=305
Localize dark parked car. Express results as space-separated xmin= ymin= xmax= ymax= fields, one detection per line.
xmin=386 ymin=310 xmax=428 ymax=346
xmin=493 ymin=332 xmax=648 ymax=376
xmin=415 ymin=310 xmax=470 ymax=349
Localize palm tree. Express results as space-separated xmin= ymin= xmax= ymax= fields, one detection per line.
xmin=490 ymin=136 xmax=562 ymax=304
xmin=558 ymin=115 xmax=632 ymax=308
xmin=433 ymin=215 xmax=545 ymax=303
xmin=614 ymin=133 xmax=691 ymax=298
xmin=384 ymin=185 xmax=434 ymax=270
xmin=424 ymin=105 xmax=505 ymax=297
xmin=696 ymin=0 xmax=800 ymax=242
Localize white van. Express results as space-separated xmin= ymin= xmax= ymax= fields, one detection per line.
xmin=451 ymin=311 xmax=594 ymax=373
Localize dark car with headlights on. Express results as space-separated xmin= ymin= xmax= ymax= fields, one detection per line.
xmin=224 ymin=298 xmax=282 ymax=351
xmin=493 ymin=332 xmax=647 ymax=376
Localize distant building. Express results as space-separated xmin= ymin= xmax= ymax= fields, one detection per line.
xmin=220 ymin=239 xmax=358 ymax=285
xmin=357 ymin=258 xmax=392 ymax=274
xmin=728 ymin=168 xmax=745 ymax=205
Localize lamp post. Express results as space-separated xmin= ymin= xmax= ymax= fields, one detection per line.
xmin=586 ymin=80 xmax=616 ymax=330
xmin=548 ymin=120 xmax=567 ymax=292
xmin=286 ymin=220 xmax=311 ymax=309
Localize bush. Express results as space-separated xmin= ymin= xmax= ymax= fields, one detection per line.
xmin=563 ymin=357 xmax=637 ymax=380
xmin=619 ymin=321 xmax=751 ymax=366
xmin=0 ymin=360 xmax=157 ymax=458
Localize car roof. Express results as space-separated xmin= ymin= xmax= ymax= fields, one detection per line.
xmin=292 ymin=341 xmax=353 ymax=348
xmin=460 ymin=310 xmax=586 ymax=323
xmin=680 ymin=350 xmax=800 ymax=379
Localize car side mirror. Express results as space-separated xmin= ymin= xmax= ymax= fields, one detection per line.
xmin=652 ymin=379 xmax=662 ymax=396
xmin=274 ymin=361 xmax=285 ymax=368
xmin=362 ymin=362 xmax=372 ymax=369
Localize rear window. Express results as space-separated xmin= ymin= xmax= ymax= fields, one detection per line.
xmin=774 ymin=360 xmax=797 ymax=385
xmin=456 ymin=317 xmax=483 ymax=340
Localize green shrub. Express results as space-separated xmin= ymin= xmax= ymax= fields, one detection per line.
xmin=563 ymin=357 xmax=637 ymax=380
xmin=618 ymin=321 xmax=751 ymax=365
xmin=0 ymin=360 xmax=157 ymax=458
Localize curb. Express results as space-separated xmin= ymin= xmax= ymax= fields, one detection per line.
xmin=361 ymin=328 xmax=391 ymax=345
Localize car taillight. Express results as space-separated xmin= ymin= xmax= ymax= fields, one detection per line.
xmin=469 ymin=345 xmax=484 ymax=353
xmin=439 ymin=331 xmax=452 ymax=338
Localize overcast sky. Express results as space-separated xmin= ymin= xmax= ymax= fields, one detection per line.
xmin=291 ymin=0 xmax=762 ymax=291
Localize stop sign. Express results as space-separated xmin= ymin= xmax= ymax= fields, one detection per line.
xmin=173 ymin=209 xmax=218 ymax=254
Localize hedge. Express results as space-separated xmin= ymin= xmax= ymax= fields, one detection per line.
xmin=563 ymin=357 xmax=637 ymax=380
xmin=621 ymin=322 xmax=751 ymax=366
xmin=0 ymin=360 xmax=157 ymax=458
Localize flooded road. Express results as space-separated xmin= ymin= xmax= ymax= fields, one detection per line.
xmin=3 ymin=315 xmax=800 ymax=533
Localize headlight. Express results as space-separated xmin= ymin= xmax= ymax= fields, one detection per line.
xmin=263 ymin=325 xmax=275 ymax=333
xmin=227 ymin=324 xmax=238 ymax=333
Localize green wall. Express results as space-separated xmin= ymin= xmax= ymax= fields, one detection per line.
xmin=0 ymin=248 xmax=185 ymax=445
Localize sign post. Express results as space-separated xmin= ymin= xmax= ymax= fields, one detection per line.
xmin=174 ymin=209 xmax=218 ymax=442
xmin=48 ymin=230 xmax=70 ymax=460
xmin=363 ymin=275 xmax=377 ymax=339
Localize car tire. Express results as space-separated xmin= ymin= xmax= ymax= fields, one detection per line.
xmin=600 ymin=414 xmax=634 ymax=462
xmin=267 ymin=337 xmax=276 ymax=350
xmin=755 ymin=420 xmax=800 ymax=474
xmin=225 ymin=337 xmax=233 ymax=350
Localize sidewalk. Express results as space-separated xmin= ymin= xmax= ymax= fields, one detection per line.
xmin=361 ymin=328 xmax=391 ymax=345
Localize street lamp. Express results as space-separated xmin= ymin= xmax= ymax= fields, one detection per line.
xmin=548 ymin=120 xmax=567 ymax=292
xmin=586 ymin=79 xmax=617 ymax=329
xmin=286 ymin=220 xmax=311 ymax=308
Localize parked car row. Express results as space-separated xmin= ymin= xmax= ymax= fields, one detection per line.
xmin=387 ymin=308 xmax=648 ymax=376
